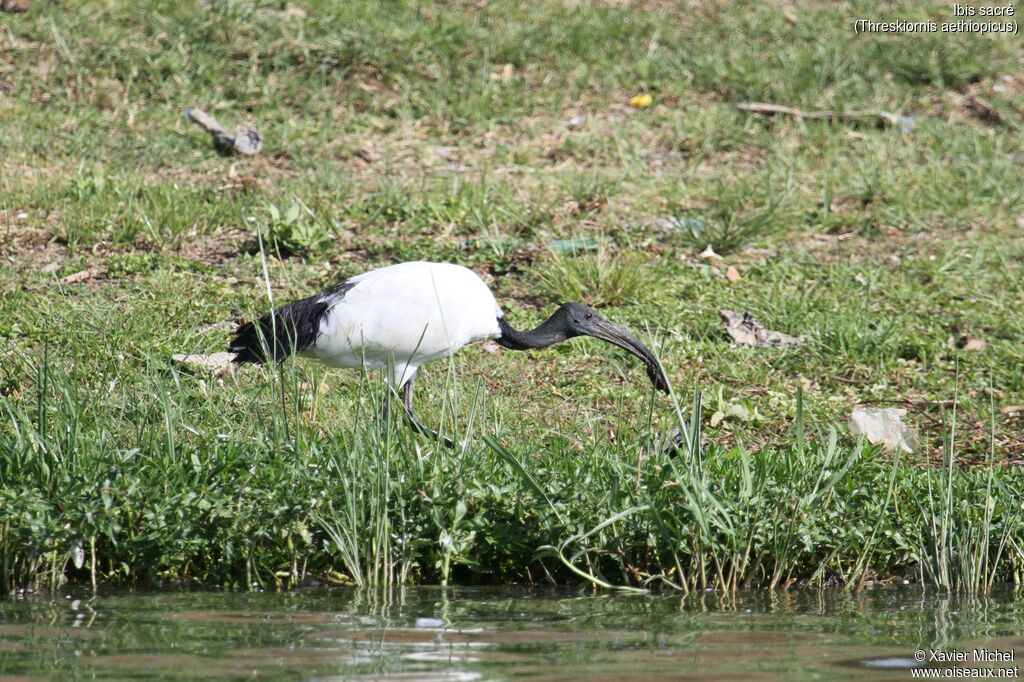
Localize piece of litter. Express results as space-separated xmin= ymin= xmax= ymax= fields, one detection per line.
xmin=490 ymin=63 xmax=515 ymax=81
xmin=549 ymin=237 xmax=599 ymax=254
xmin=719 ymin=310 xmax=802 ymax=348
xmin=710 ymin=403 xmax=751 ymax=427
xmin=700 ymin=245 xmax=719 ymax=259
xmin=566 ymin=114 xmax=586 ymax=130
xmin=173 ymin=352 xmax=235 ymax=377
xmin=415 ymin=617 xmax=444 ymax=628
xmin=71 ymin=542 xmax=85 ymax=570
xmin=725 ymin=265 xmax=741 ymax=282
xmin=16 ymin=211 xmax=28 ymax=220
xmin=186 ymin=108 xmax=263 ymax=155
xmin=955 ymin=335 xmax=987 ymax=352
xmin=657 ymin=216 xmax=703 ymax=237
xmin=849 ymin=407 xmax=917 ymax=454
xmin=59 ymin=268 xmax=101 ymax=285
xmin=629 ymin=93 xmax=653 ymax=108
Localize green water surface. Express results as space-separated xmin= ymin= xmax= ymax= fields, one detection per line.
xmin=1 ymin=587 xmax=1022 ymax=680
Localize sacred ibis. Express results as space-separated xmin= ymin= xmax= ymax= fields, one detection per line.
xmin=229 ymin=261 xmax=669 ymax=446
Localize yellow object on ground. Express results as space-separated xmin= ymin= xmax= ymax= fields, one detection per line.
xmin=629 ymin=93 xmax=653 ymax=108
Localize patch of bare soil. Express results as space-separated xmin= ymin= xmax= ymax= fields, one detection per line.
xmin=795 ymin=223 xmax=969 ymax=265
xmin=323 ymin=90 xmax=738 ymax=188
xmin=155 ymin=153 xmax=296 ymax=194
xmin=946 ymin=72 xmax=1024 ymax=127
xmin=0 ymin=213 xmax=68 ymax=273
xmin=0 ymin=205 xmax=255 ymax=285
xmin=176 ymin=229 xmax=256 ymax=265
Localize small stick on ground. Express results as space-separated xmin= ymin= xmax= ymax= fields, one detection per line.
xmin=185 ymin=108 xmax=263 ymax=155
xmin=856 ymin=398 xmax=956 ymax=408
xmin=734 ymin=102 xmax=912 ymax=131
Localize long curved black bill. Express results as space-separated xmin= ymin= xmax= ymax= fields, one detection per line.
xmin=588 ymin=318 xmax=670 ymax=393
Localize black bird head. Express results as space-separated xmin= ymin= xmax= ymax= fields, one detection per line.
xmin=555 ymin=302 xmax=670 ymax=393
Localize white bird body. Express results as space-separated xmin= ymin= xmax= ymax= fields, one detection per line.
xmin=301 ymin=262 xmax=502 ymax=385
xmin=231 ymin=260 xmax=668 ymax=447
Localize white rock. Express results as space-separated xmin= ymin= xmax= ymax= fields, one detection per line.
xmin=415 ymin=617 xmax=444 ymax=628
xmin=71 ymin=542 xmax=85 ymax=570
xmin=848 ymin=407 xmax=917 ymax=453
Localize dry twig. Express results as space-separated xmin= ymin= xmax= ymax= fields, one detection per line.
xmin=735 ymin=102 xmax=913 ymax=132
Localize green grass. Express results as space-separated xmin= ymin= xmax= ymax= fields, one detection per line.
xmin=1 ymin=0 xmax=1023 ymax=594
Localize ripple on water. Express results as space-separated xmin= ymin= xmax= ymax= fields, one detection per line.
xmin=1 ymin=587 xmax=1023 ymax=681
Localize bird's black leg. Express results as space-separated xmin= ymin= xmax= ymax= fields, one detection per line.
xmin=400 ymin=376 xmax=455 ymax=449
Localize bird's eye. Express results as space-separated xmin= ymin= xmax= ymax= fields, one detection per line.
xmin=585 ymin=313 xmax=593 ymax=320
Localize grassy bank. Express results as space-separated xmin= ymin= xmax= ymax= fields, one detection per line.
xmin=2 ymin=0 xmax=1023 ymax=593
xmin=3 ymin=363 xmax=1022 ymax=593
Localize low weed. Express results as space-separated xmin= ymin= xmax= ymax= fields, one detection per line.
xmin=263 ymin=201 xmax=332 ymax=257
xmin=536 ymin=248 xmax=655 ymax=307
xmin=669 ymin=175 xmax=792 ymax=255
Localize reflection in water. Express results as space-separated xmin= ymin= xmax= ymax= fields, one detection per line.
xmin=861 ymin=657 xmax=919 ymax=668
xmin=0 ymin=586 xmax=1022 ymax=680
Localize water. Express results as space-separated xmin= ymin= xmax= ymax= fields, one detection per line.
xmin=1 ymin=587 xmax=1022 ymax=680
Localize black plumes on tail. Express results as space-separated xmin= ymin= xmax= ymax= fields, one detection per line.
xmin=229 ymin=301 xmax=328 ymax=364
xmin=229 ymin=281 xmax=353 ymax=364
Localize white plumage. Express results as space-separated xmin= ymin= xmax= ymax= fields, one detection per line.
xmin=303 ymin=262 xmax=502 ymax=386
